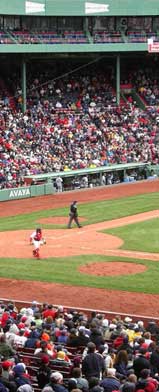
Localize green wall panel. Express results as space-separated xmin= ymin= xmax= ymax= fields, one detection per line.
xmin=0 ymin=43 xmax=148 ymax=54
xmin=30 ymin=184 xmax=45 ymax=197
xmin=0 ymin=0 xmax=158 ymax=16
xmin=0 ymin=187 xmax=31 ymax=201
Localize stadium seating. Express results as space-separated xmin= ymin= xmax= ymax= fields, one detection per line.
xmin=0 ymin=65 xmax=158 ymax=190
xmin=10 ymin=30 xmax=89 ymax=44
xmin=1 ymin=29 xmax=158 ymax=45
xmin=93 ymin=31 xmax=123 ymax=43
xmin=0 ymin=299 xmax=159 ymax=392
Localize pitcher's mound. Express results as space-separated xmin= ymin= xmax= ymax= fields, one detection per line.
xmin=79 ymin=262 xmax=147 ymax=276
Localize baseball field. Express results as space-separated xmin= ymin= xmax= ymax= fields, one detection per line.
xmin=1 ymin=179 xmax=159 ymax=318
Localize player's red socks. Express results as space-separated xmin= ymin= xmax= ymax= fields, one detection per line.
xmin=36 ymin=249 xmax=40 ymax=259
xmin=33 ymin=249 xmax=40 ymax=259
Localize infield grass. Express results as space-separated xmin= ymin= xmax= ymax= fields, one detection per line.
xmin=105 ymin=218 xmax=159 ymax=253
xmin=0 ymin=255 xmax=158 ymax=294
xmin=1 ymin=192 xmax=159 ymax=231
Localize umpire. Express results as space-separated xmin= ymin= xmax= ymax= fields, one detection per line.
xmin=67 ymin=201 xmax=82 ymax=229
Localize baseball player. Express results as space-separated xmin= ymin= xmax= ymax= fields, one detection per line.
xmin=30 ymin=228 xmax=45 ymax=259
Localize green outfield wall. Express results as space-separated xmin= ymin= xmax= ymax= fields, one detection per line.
xmin=0 ymin=43 xmax=148 ymax=54
xmin=0 ymin=183 xmax=54 ymax=201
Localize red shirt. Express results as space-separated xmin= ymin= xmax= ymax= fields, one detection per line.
xmin=34 ymin=232 xmax=42 ymax=241
xmin=42 ymin=309 xmax=57 ymax=319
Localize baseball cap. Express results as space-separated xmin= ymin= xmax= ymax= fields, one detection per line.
xmin=50 ymin=371 xmax=63 ymax=382
xmin=2 ymin=360 xmax=14 ymax=370
xmin=56 ymin=351 xmax=65 ymax=360
xmin=41 ymin=354 xmax=50 ymax=364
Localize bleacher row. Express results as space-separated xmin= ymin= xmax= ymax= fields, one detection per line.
xmin=15 ymin=345 xmax=86 ymax=391
xmin=0 ymin=30 xmax=159 ymax=44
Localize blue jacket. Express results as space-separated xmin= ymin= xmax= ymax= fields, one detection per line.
xmin=100 ymin=376 xmax=121 ymax=392
xmin=48 ymin=383 xmax=68 ymax=392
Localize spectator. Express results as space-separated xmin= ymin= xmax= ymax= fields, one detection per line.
xmin=34 ymin=340 xmax=55 ymax=358
xmin=117 ymin=336 xmax=133 ymax=357
xmin=57 ymin=329 xmax=68 ymax=345
xmin=121 ymin=382 xmax=136 ymax=392
xmin=89 ymin=377 xmax=104 ymax=392
xmin=69 ymin=327 xmax=90 ymax=347
xmin=42 ymin=305 xmax=57 ymax=320
xmin=71 ymin=368 xmax=89 ymax=391
xmin=82 ymin=342 xmax=105 ymax=380
xmin=100 ymin=368 xmax=121 ymax=392
xmin=114 ymin=350 xmax=129 ymax=377
xmin=90 ymin=328 xmax=105 ymax=349
xmin=67 ymin=379 xmax=78 ymax=392
xmin=37 ymin=355 xmax=52 ymax=389
xmin=0 ymin=364 xmax=17 ymax=392
xmin=17 ymin=386 xmax=34 ymax=392
xmin=150 ymin=345 xmax=159 ymax=376
xmin=12 ymin=364 xmax=32 ymax=388
xmin=136 ymin=368 xmax=158 ymax=392
xmin=24 ymin=330 xmax=39 ymax=349
xmin=47 ymin=371 xmax=68 ymax=392
xmin=0 ymin=335 xmax=16 ymax=361
xmin=52 ymin=350 xmax=71 ymax=366
xmin=133 ymin=347 xmax=151 ymax=379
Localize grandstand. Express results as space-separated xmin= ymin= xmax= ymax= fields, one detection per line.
xmin=1 ymin=2 xmax=159 ymax=391
xmin=0 ymin=0 xmax=159 ymax=193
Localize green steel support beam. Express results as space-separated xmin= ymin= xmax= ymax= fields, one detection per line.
xmin=116 ymin=54 xmax=120 ymax=106
xmin=22 ymin=59 xmax=26 ymax=113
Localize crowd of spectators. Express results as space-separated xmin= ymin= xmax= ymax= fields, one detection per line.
xmin=133 ymin=70 xmax=159 ymax=107
xmin=1 ymin=300 xmax=159 ymax=392
xmin=0 ymin=67 xmax=159 ymax=189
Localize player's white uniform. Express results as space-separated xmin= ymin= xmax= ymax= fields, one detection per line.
xmin=30 ymin=231 xmax=45 ymax=249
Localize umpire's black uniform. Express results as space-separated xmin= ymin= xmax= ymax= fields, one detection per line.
xmin=67 ymin=201 xmax=82 ymax=228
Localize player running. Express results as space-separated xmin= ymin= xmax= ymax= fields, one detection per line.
xmin=30 ymin=228 xmax=46 ymax=259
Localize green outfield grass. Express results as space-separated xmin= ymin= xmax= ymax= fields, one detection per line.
xmin=105 ymin=218 xmax=159 ymax=253
xmin=0 ymin=191 xmax=159 ymax=294
xmin=0 ymin=255 xmax=158 ymax=294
